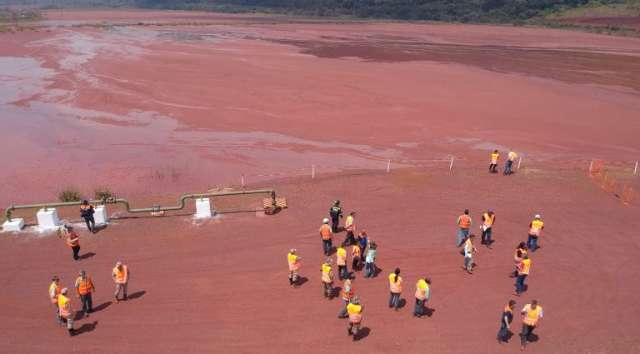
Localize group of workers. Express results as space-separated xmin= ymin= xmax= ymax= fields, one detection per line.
xmin=456 ymin=206 xmax=546 ymax=350
xmin=49 ymin=256 xmax=130 ymax=335
xmin=490 ymin=149 xmax=519 ymax=176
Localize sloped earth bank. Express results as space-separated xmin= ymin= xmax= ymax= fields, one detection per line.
xmin=1 ymin=10 xmax=640 ymax=353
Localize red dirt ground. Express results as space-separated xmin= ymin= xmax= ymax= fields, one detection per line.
xmin=1 ymin=10 xmax=640 ymax=353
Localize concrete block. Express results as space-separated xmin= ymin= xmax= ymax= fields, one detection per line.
xmin=2 ymin=218 xmax=24 ymax=232
xmin=36 ymin=208 xmax=62 ymax=231
xmin=195 ymin=198 xmax=213 ymax=218
xmin=94 ymin=205 xmax=108 ymax=225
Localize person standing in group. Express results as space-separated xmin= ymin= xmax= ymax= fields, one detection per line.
xmin=329 ymin=200 xmax=343 ymax=233
xmin=497 ymin=300 xmax=516 ymax=343
xmin=364 ymin=242 xmax=377 ymax=278
xmin=462 ymin=234 xmax=478 ymax=274
xmin=343 ymin=211 xmax=357 ymax=246
xmin=319 ymin=218 xmax=333 ymax=256
xmin=504 ymin=150 xmax=518 ymax=175
xmin=520 ymin=300 xmax=544 ymax=350
xmin=515 ymin=254 xmax=531 ymax=296
xmin=456 ymin=209 xmax=472 ymax=247
xmin=338 ymin=278 xmax=354 ymax=318
xmin=80 ymin=200 xmax=96 ymax=233
xmin=527 ymin=215 xmax=544 ymax=252
xmin=112 ymin=261 xmax=130 ymax=303
xmin=287 ymin=249 xmax=302 ymax=286
xmin=75 ymin=270 xmax=95 ymax=316
xmin=347 ymin=296 xmax=363 ymax=340
xmin=48 ymin=276 xmax=62 ymax=324
xmin=489 ymin=149 xmax=500 ymax=173
xmin=336 ymin=246 xmax=349 ymax=280
xmin=357 ymin=231 xmax=368 ymax=264
xmin=321 ymin=258 xmax=335 ymax=299
xmin=413 ymin=277 xmax=431 ymax=318
xmin=57 ymin=288 xmax=75 ymax=336
xmin=388 ymin=268 xmax=403 ymax=311
xmin=60 ymin=225 xmax=81 ymax=261
xmin=351 ymin=243 xmax=362 ymax=271
xmin=512 ymin=242 xmax=528 ymax=277
xmin=481 ymin=210 xmax=496 ymax=247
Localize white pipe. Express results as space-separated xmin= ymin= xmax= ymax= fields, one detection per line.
xmin=386 ymin=159 xmax=391 ymax=173
xmin=449 ymin=156 xmax=454 ymax=171
xmin=312 ymin=165 xmax=315 ymax=179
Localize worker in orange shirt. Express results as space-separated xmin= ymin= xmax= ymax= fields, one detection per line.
xmin=520 ymin=300 xmax=544 ymax=350
xmin=527 ymin=215 xmax=544 ymax=252
xmin=489 ymin=149 xmax=499 ymax=173
xmin=75 ymin=270 xmax=95 ymax=316
xmin=504 ymin=150 xmax=518 ymax=175
xmin=57 ymin=288 xmax=75 ymax=336
xmin=336 ymin=246 xmax=348 ymax=280
xmin=351 ymin=243 xmax=362 ymax=271
xmin=112 ymin=261 xmax=130 ymax=302
xmin=512 ymin=242 xmax=528 ymax=277
xmin=319 ymin=218 xmax=333 ymax=256
xmin=481 ymin=210 xmax=496 ymax=247
xmin=338 ymin=278 xmax=354 ymax=318
xmin=342 ymin=211 xmax=356 ymax=246
xmin=287 ymin=249 xmax=302 ymax=286
xmin=321 ymin=258 xmax=335 ymax=299
xmin=413 ymin=277 xmax=431 ymax=318
xmin=347 ymin=296 xmax=364 ymax=340
xmin=497 ymin=300 xmax=516 ymax=343
xmin=515 ymin=254 xmax=531 ymax=296
xmin=48 ymin=275 xmax=62 ymax=324
xmin=60 ymin=225 xmax=81 ymax=261
xmin=388 ymin=268 xmax=403 ymax=311
xmin=456 ymin=209 xmax=472 ymax=247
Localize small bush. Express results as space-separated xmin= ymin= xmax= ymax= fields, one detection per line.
xmin=94 ymin=187 xmax=114 ymax=201
xmin=58 ymin=188 xmax=81 ymax=203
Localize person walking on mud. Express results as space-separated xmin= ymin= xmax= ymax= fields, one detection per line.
xmin=57 ymin=288 xmax=75 ymax=336
xmin=456 ymin=209 xmax=472 ymax=247
xmin=329 ymin=200 xmax=343 ymax=233
xmin=336 ymin=245 xmax=349 ymax=280
xmin=112 ymin=261 xmax=130 ymax=303
xmin=388 ymin=268 xmax=403 ymax=311
xmin=60 ymin=225 xmax=81 ymax=261
xmin=512 ymin=242 xmax=528 ymax=277
xmin=287 ymin=249 xmax=302 ymax=286
xmin=481 ymin=210 xmax=496 ymax=247
xmin=489 ymin=149 xmax=500 ymax=173
xmin=497 ymin=300 xmax=516 ymax=344
xmin=319 ymin=218 xmax=333 ymax=256
xmin=342 ymin=211 xmax=357 ymax=246
xmin=80 ymin=200 xmax=96 ymax=233
xmin=347 ymin=296 xmax=364 ymax=340
xmin=338 ymin=278 xmax=354 ymax=318
xmin=413 ymin=277 xmax=431 ymax=318
xmin=462 ymin=234 xmax=478 ymax=274
xmin=520 ymin=300 xmax=543 ymax=350
xmin=363 ymin=242 xmax=377 ymax=278
xmin=48 ymin=275 xmax=62 ymax=324
xmin=504 ymin=150 xmax=518 ymax=175
xmin=515 ymin=254 xmax=531 ymax=296
xmin=527 ymin=215 xmax=544 ymax=252
xmin=75 ymin=270 xmax=95 ymax=316
xmin=357 ymin=231 xmax=368 ymax=264
xmin=321 ymin=258 xmax=335 ymax=299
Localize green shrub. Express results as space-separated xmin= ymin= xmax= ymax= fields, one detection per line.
xmin=94 ymin=187 xmax=114 ymax=201
xmin=58 ymin=188 xmax=81 ymax=203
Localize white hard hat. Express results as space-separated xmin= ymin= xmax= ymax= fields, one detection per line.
xmin=323 ymin=218 xmax=329 ymax=224
xmin=535 ymin=214 xmax=541 ymax=219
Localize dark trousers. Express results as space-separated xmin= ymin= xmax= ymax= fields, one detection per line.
xmin=515 ymin=274 xmax=527 ymax=294
xmin=352 ymin=257 xmax=361 ymax=271
xmin=80 ymin=293 xmax=93 ymax=313
xmin=364 ymin=262 xmax=375 ymax=278
xmin=72 ymin=246 xmax=80 ymax=260
xmin=414 ymin=298 xmax=425 ymax=317
xmin=527 ymin=235 xmax=538 ymax=252
xmin=338 ymin=265 xmax=348 ymax=280
xmin=521 ymin=324 xmax=535 ymax=346
xmin=489 ymin=163 xmax=498 ymax=173
xmin=331 ymin=217 xmax=340 ymax=233
xmin=322 ymin=239 xmax=332 ymax=256
xmin=343 ymin=231 xmax=356 ymax=246
xmin=504 ymin=160 xmax=513 ymax=175
xmin=323 ymin=282 xmax=333 ymax=298
xmin=481 ymin=227 xmax=493 ymax=244
xmin=497 ymin=322 xmax=510 ymax=342
xmin=83 ymin=216 xmax=95 ymax=232
xmin=389 ymin=292 xmax=400 ymax=309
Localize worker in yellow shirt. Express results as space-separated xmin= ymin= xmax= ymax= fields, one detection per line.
xmin=512 ymin=242 xmax=528 ymax=277
xmin=48 ymin=275 xmax=62 ymax=324
xmin=338 ymin=278 xmax=354 ymax=318
xmin=347 ymin=296 xmax=364 ymax=340
xmin=527 ymin=214 xmax=544 ymax=252
xmin=480 ymin=210 xmax=496 ymax=247
xmin=287 ymin=249 xmax=302 ymax=286
xmin=342 ymin=211 xmax=356 ymax=246
xmin=520 ymin=300 xmax=544 ymax=350
xmin=413 ymin=277 xmax=432 ymax=318
xmin=489 ymin=149 xmax=499 ymax=173
xmin=57 ymin=288 xmax=75 ymax=336
xmin=504 ymin=150 xmax=518 ymax=175
xmin=515 ymin=254 xmax=531 ymax=295
xmin=321 ymin=258 xmax=335 ymax=299
xmin=336 ymin=246 xmax=349 ymax=280
xmin=388 ymin=268 xmax=403 ymax=311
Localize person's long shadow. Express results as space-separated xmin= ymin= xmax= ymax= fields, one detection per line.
xmin=128 ymin=290 xmax=146 ymax=300
xmin=354 ymin=327 xmax=371 ymax=341
xmin=93 ymin=224 xmax=108 ymax=234
xmin=397 ymin=298 xmax=407 ymax=309
xmin=78 ymin=252 xmax=96 ymax=260
xmin=295 ymin=277 xmax=308 ymax=287
xmin=72 ymin=321 xmax=98 ymax=336
xmin=373 ymin=266 xmax=383 ymax=278
xmin=92 ymin=301 xmax=112 ymax=313
xmin=424 ymin=307 xmax=436 ymax=317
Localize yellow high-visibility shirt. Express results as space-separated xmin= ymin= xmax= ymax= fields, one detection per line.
xmin=288 ymin=253 xmax=298 ymax=264
xmin=347 ymin=303 xmax=362 ymax=315
xmin=417 ymin=279 xmax=428 ymax=290
xmin=531 ymin=220 xmax=544 ymax=230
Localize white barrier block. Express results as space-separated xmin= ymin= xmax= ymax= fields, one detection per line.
xmin=195 ymin=198 xmax=213 ymax=218
xmin=94 ymin=205 xmax=109 ymax=225
xmin=2 ymin=218 xmax=24 ymax=232
xmin=36 ymin=208 xmax=62 ymax=231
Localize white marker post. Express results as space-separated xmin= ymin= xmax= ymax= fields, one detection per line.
xmin=386 ymin=159 xmax=391 ymax=173
xmin=312 ymin=165 xmax=316 ymax=179
xmin=589 ymin=160 xmax=594 ymax=173
xmin=634 ymin=161 xmax=638 ymax=176
xmin=449 ymin=156 xmax=455 ymax=172
xmin=241 ymin=174 xmax=245 ymax=188
xmin=517 ymin=156 xmax=522 ymax=170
